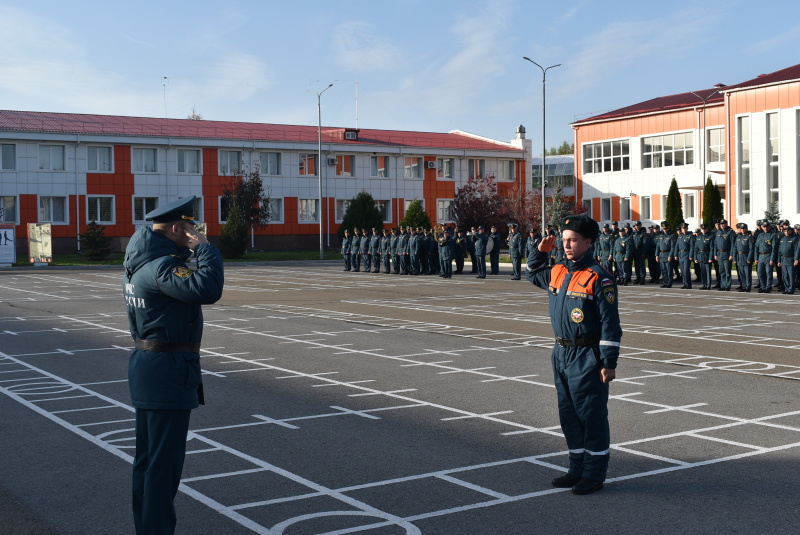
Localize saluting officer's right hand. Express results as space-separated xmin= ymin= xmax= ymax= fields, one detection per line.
xmin=538 ymin=235 xmax=556 ymax=253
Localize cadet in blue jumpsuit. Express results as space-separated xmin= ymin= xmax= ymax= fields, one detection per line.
xmin=123 ymin=196 xmax=224 ymax=535
xmin=526 ymin=214 xmax=622 ymax=495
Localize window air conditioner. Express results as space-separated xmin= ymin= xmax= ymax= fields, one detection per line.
xmin=426 ymin=161 xmax=437 ymax=169
xmin=327 ymin=156 xmax=338 ymax=166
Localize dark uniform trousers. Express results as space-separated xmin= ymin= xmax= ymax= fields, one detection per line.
xmin=133 ymin=407 xmax=192 ymax=535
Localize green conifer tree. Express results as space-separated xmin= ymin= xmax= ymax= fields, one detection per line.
xmin=338 ymin=191 xmax=385 ymax=240
xmin=218 ymin=199 xmax=248 ymax=259
xmin=80 ymin=221 xmax=112 ymax=261
xmin=665 ymin=177 xmax=685 ymax=230
xmin=400 ymin=199 xmax=432 ymax=229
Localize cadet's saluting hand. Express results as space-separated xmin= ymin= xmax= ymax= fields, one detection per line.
xmin=538 ymin=235 xmax=556 ymax=253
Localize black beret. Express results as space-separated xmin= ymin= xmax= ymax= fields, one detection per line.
xmin=561 ymin=214 xmax=599 ymax=241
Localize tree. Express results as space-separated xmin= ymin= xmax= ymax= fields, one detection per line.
xmin=702 ymin=177 xmax=723 ymax=227
xmin=338 ymin=190 xmax=384 ymax=239
xmin=451 ymin=175 xmax=503 ymax=232
xmin=547 ymin=141 xmax=574 ymax=155
xmin=547 ymin=186 xmax=584 ymax=230
xmin=762 ymin=201 xmax=782 ymax=228
xmin=80 ymin=221 xmax=112 ymax=261
xmin=220 ymin=167 xmax=272 ymax=250
xmin=218 ymin=198 xmax=248 ymax=259
xmin=665 ymin=177 xmax=685 ymax=230
xmin=500 ymin=180 xmax=541 ymax=232
xmin=187 ymin=106 xmax=203 ymax=120
xmin=401 ymin=199 xmax=432 ymax=230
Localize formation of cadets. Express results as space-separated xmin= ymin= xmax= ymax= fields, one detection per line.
xmin=594 ymin=218 xmax=800 ymax=294
xmin=339 ymin=223 xmax=538 ymax=280
xmin=339 ymin=218 xmax=800 ymax=294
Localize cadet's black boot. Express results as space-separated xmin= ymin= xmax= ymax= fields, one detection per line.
xmin=551 ymin=473 xmax=581 ymax=488
xmin=571 ymin=478 xmax=604 ymax=495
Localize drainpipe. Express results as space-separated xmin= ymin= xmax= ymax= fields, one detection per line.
xmin=75 ymin=135 xmax=81 ymax=251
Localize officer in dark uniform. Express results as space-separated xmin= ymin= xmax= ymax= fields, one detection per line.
xmin=361 ymin=228 xmax=371 ymax=273
xmin=467 ymin=226 xmax=478 ymax=273
xmin=474 ymin=225 xmax=489 ymax=279
xmin=714 ymin=219 xmax=736 ymax=291
xmin=507 ymin=222 xmax=523 ymax=280
xmin=631 ymin=221 xmax=648 ymax=284
xmin=123 ymin=196 xmax=224 ymax=535
xmin=656 ymin=221 xmax=676 ymax=288
xmin=341 ymin=229 xmax=352 ymax=271
xmin=399 ymin=226 xmax=410 ymax=275
xmin=596 ymin=224 xmax=615 ymax=274
xmin=351 ymin=228 xmax=361 ymax=272
xmin=735 ymin=223 xmax=755 ymax=292
xmin=693 ymin=224 xmax=715 ymax=289
xmin=648 ymin=224 xmax=662 ymax=283
xmin=390 ymin=228 xmax=401 ymax=274
xmin=676 ymin=224 xmax=694 ymax=289
xmin=380 ymin=228 xmax=392 ymax=274
xmin=489 ymin=225 xmax=502 ymax=275
xmin=612 ymin=226 xmax=633 ymax=285
xmin=525 ymin=214 xmax=621 ymax=495
xmin=525 ymin=228 xmax=541 ymax=259
xmin=439 ymin=227 xmax=455 ymax=278
xmin=778 ymin=224 xmax=799 ymax=294
xmin=454 ymin=229 xmax=467 ymax=274
xmin=370 ymin=228 xmax=381 ymax=273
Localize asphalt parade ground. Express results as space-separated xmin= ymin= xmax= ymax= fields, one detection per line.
xmin=2 ymin=262 xmax=800 ymax=535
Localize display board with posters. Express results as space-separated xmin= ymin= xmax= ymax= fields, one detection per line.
xmin=28 ymin=223 xmax=53 ymax=264
xmin=0 ymin=223 xmax=16 ymax=265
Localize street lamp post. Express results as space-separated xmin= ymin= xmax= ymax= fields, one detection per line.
xmin=523 ymin=58 xmax=561 ymax=232
xmin=309 ymin=83 xmax=333 ymax=260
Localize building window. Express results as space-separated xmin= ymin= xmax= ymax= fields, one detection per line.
xmin=260 ymin=152 xmax=281 ymax=175
xmin=336 ymin=155 xmax=356 ymax=177
xmin=640 ymin=196 xmax=651 ymax=220
xmin=299 ymin=199 xmax=318 ymax=222
xmin=738 ymin=116 xmax=751 ymax=214
xmin=132 ymin=148 xmax=157 ymax=173
xmin=39 ymin=196 xmax=67 ymax=223
xmin=0 ymin=144 xmax=15 ymax=170
xmin=299 ymin=154 xmax=317 ymax=176
xmin=178 ymin=149 xmax=201 ymax=174
xmin=371 ymin=155 xmax=390 ymax=178
xmin=267 ymin=198 xmax=282 ymax=223
xmin=1 ymin=196 xmax=17 ymax=223
xmin=468 ymin=159 xmax=485 ymax=178
xmin=335 ymin=199 xmax=351 ymax=222
xmin=404 ymin=157 xmax=422 ymax=178
xmin=219 ymin=150 xmax=241 ymax=175
xmin=437 ymin=199 xmax=454 ymax=223
xmin=683 ymin=193 xmax=695 ymax=219
xmin=133 ymin=197 xmax=158 ymax=222
xmin=582 ymin=200 xmax=591 ymax=217
xmin=87 ymin=196 xmax=114 ymax=223
xmin=219 ymin=197 xmax=230 ymax=223
xmin=190 ymin=197 xmax=203 ymax=222
xmin=437 ymin=158 xmax=455 ymax=180
xmin=642 ymin=133 xmax=693 ymax=168
xmin=621 ymin=197 xmax=631 ymax=220
xmin=39 ymin=145 xmax=65 ymax=171
xmin=601 ymin=198 xmax=611 ymax=221
xmin=767 ymin=113 xmax=779 ymax=204
xmin=375 ymin=200 xmax=390 ymax=222
xmin=707 ymin=128 xmax=725 ymax=163
xmin=583 ymin=141 xmax=630 ymax=174
xmin=87 ymin=146 xmax=113 ymax=172
xmin=498 ymin=160 xmax=515 ymax=182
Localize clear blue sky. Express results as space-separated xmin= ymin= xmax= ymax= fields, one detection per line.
xmin=2 ymin=0 xmax=799 ymax=151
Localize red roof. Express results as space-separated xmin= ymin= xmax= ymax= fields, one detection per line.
xmin=0 ymin=110 xmax=519 ymax=152
xmin=571 ymin=87 xmax=724 ymax=125
xmin=572 ymin=62 xmax=800 ymax=126
xmin=720 ymin=63 xmax=800 ymax=92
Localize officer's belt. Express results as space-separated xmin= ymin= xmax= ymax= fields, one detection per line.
xmin=717 ymin=250 xmax=729 ymax=253
xmin=554 ymin=337 xmax=599 ymax=348
xmin=134 ymin=339 xmax=201 ymax=353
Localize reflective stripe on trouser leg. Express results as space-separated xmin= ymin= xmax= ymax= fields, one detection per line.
xmin=552 ymin=346 xmax=611 ymax=482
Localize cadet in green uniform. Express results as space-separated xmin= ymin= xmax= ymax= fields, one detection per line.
xmin=675 ymin=224 xmax=694 ymax=289
xmin=693 ymin=224 xmax=715 ymax=289
xmin=351 ymin=228 xmax=362 ymax=272
xmin=778 ymin=225 xmax=799 ymax=294
xmin=123 ymin=196 xmax=224 ymax=535
xmin=755 ymin=222 xmax=777 ymax=292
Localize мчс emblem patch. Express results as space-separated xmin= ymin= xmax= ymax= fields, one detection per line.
xmin=603 ymin=287 xmax=615 ymax=304
xmin=172 ymin=266 xmax=192 ymax=278
xmin=571 ymin=308 xmax=584 ymax=323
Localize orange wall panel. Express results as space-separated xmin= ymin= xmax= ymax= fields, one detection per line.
xmin=611 ymin=197 xmax=620 ymax=222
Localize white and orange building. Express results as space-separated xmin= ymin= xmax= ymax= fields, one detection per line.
xmin=572 ymin=63 xmax=800 ymax=229
xmin=0 ymin=111 xmax=531 ymax=253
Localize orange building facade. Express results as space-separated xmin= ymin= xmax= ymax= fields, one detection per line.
xmin=0 ymin=111 xmax=531 ymax=253
xmin=571 ymin=63 xmax=800 ymax=229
